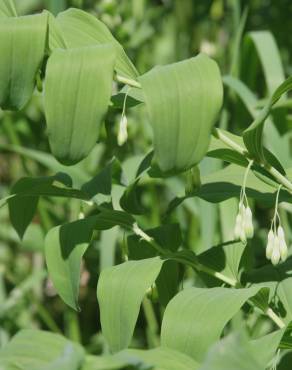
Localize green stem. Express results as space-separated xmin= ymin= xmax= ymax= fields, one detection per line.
xmin=213 ymin=127 xmax=292 ymax=193
xmin=133 ymin=224 xmax=285 ymax=329
xmin=115 ymin=74 xmax=141 ymax=89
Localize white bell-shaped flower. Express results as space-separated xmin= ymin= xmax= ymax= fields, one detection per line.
xmin=118 ymin=115 xmax=128 ymax=146
xmin=271 ymin=236 xmax=281 ymax=265
xmin=278 ymin=226 xmax=288 ymax=262
xmin=244 ymin=206 xmax=254 ymax=239
xmin=266 ymin=229 xmax=275 ymax=260
xmin=234 ymin=213 xmax=243 ymax=240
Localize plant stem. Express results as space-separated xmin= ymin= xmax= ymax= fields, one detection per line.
xmin=115 ymin=74 xmax=141 ymax=89
xmin=213 ymin=127 xmax=292 ymax=193
xmin=266 ymin=308 xmax=286 ymax=329
xmin=133 ymin=224 xmax=286 ymax=329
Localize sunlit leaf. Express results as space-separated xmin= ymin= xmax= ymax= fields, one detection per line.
xmin=139 ymin=53 xmax=223 ymax=175
xmin=0 ymin=12 xmax=48 ymax=110
xmin=44 ymin=44 xmax=116 ymax=165
xmin=97 ymin=257 xmax=164 ymax=352
xmin=161 ymin=286 xmax=266 ymax=361
xmin=54 ymin=8 xmax=138 ymax=79
xmin=0 ymin=330 xmax=84 ymax=370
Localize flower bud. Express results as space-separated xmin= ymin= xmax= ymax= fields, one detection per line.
xmin=244 ymin=206 xmax=254 ymax=239
xmin=234 ymin=213 xmax=242 ymax=240
xmin=266 ymin=229 xmax=274 ymax=260
xmin=271 ymin=236 xmax=281 ymax=265
xmin=118 ymin=115 xmax=128 ymax=146
xmin=277 ymin=226 xmax=288 ymax=262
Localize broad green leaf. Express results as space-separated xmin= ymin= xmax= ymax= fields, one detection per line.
xmin=0 ymin=329 xmax=84 ymax=370
xmin=7 ymin=173 xmax=87 ymax=238
xmin=250 ymin=329 xmax=285 ymax=366
xmin=198 ymin=164 xmax=290 ymax=204
xmin=198 ymin=241 xmax=245 ymax=285
xmin=243 ymin=76 xmax=292 ymax=162
xmin=54 ymin=8 xmax=138 ymax=79
xmin=199 ymin=332 xmax=263 ymax=370
xmin=0 ymin=0 xmax=17 ymax=17
xmin=45 ymin=217 xmax=97 ymax=310
xmin=161 ymin=286 xmax=264 ymax=361
xmin=0 ymin=12 xmax=48 ymax=110
xmin=128 ymin=223 xmax=182 ymax=306
xmin=139 ymin=54 xmax=223 ymax=175
xmin=44 ymin=44 xmax=116 ymax=165
xmin=47 ymin=10 xmax=66 ymax=50
xmin=97 ymin=257 xmax=164 ymax=352
xmin=117 ymin=347 xmax=200 ymax=370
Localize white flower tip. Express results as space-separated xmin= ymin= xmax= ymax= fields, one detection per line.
xmin=277 ymin=226 xmax=285 ymax=239
xmin=271 ymin=245 xmax=281 ymax=266
xmin=118 ymin=115 xmax=128 ymax=146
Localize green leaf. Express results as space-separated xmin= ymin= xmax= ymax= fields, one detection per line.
xmin=97 ymin=257 xmax=164 ymax=352
xmin=161 ymin=286 xmax=265 ymax=361
xmin=45 ymin=217 xmax=97 ymax=310
xmin=54 ymin=8 xmax=138 ymax=79
xmin=199 ymin=332 xmax=264 ymax=370
xmin=198 ymin=164 xmax=290 ymax=204
xmin=120 ymin=180 xmax=145 ymax=215
xmin=7 ymin=173 xmax=86 ymax=239
xmin=0 ymin=329 xmax=84 ymax=370
xmin=0 ymin=12 xmax=48 ymax=110
xmin=139 ymin=53 xmax=223 ymax=175
xmin=44 ymin=44 xmax=116 ymax=165
xmin=0 ymin=0 xmax=17 ymax=17
xmin=250 ymin=329 xmax=285 ymax=366
xmin=198 ymin=241 xmax=245 ymax=285
xmin=81 ymin=159 xmax=123 ymax=198
xmin=243 ymin=31 xmax=285 ymax=96
xmin=128 ymin=223 xmax=182 ymax=306
xmin=116 ymin=347 xmax=200 ymax=370
xmin=243 ymin=76 xmax=292 ymax=162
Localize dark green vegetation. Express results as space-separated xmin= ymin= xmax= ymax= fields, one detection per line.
xmin=1 ymin=1 xmax=292 ymax=369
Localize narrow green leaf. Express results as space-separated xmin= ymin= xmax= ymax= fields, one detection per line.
xmin=45 ymin=217 xmax=97 ymax=310
xmin=161 ymin=286 xmax=265 ymax=361
xmin=139 ymin=54 xmax=223 ymax=175
xmin=44 ymin=44 xmax=116 ymax=165
xmin=97 ymin=257 xmax=164 ymax=352
xmin=0 ymin=12 xmax=48 ymax=110
xmin=243 ymin=76 xmax=292 ymax=161
xmin=55 ymin=8 xmax=138 ymax=79
xmin=0 ymin=330 xmax=84 ymax=370
xmin=244 ymin=31 xmax=285 ymax=95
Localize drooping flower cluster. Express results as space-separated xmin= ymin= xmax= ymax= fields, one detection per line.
xmin=234 ymin=160 xmax=254 ymax=244
xmin=265 ymin=185 xmax=288 ymax=265
xmin=234 ymin=202 xmax=254 ymax=243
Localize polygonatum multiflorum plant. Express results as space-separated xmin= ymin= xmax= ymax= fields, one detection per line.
xmin=2 ymin=1 xmax=292 ymax=369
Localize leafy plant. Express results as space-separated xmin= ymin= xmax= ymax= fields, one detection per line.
xmin=1 ymin=1 xmax=292 ymax=369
